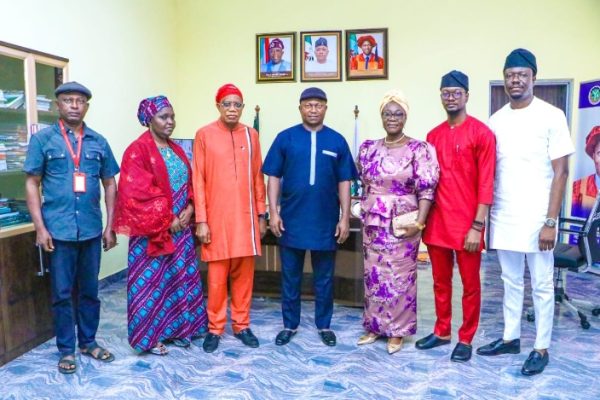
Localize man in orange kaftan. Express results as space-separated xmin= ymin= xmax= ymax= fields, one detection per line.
xmin=192 ymin=83 xmax=267 ymax=353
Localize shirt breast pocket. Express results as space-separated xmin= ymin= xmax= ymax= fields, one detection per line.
xmin=45 ymin=150 xmax=68 ymax=174
xmin=320 ymin=149 xmax=338 ymax=181
xmin=452 ymin=144 xmax=474 ymax=173
xmin=82 ymin=149 xmax=103 ymax=176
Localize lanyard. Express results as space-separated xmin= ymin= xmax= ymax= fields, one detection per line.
xmin=58 ymin=119 xmax=84 ymax=170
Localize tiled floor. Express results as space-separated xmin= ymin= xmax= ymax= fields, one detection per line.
xmin=2 ymin=252 xmax=600 ymax=399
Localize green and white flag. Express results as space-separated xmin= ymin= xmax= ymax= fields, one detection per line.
xmin=304 ymin=35 xmax=314 ymax=61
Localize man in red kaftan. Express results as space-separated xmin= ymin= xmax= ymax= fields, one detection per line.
xmin=416 ymin=70 xmax=496 ymax=362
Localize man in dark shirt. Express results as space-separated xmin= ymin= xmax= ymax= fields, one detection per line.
xmin=24 ymin=81 xmax=120 ymax=374
xmin=262 ymin=87 xmax=358 ymax=347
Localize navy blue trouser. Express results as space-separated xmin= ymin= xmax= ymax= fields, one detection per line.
xmin=279 ymin=246 xmax=336 ymax=330
xmin=49 ymin=236 xmax=102 ymax=355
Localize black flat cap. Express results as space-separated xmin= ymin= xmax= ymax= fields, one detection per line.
xmin=504 ymin=48 xmax=537 ymax=75
xmin=440 ymin=70 xmax=469 ymax=91
xmin=54 ymin=81 xmax=92 ymax=99
xmin=300 ymin=87 xmax=327 ymax=102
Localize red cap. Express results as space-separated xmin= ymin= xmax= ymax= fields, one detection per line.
xmin=215 ymin=83 xmax=243 ymax=103
xmin=585 ymin=126 xmax=600 ymax=158
xmin=357 ymin=35 xmax=376 ymax=47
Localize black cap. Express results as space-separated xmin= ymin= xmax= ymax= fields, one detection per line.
xmin=299 ymin=87 xmax=327 ymax=102
xmin=440 ymin=70 xmax=469 ymax=91
xmin=504 ymin=48 xmax=537 ymax=75
xmin=54 ymin=81 xmax=92 ymax=99
xmin=315 ymin=37 xmax=328 ymax=47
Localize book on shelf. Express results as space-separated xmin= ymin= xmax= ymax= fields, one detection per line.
xmin=0 ymin=144 xmax=7 ymax=171
xmin=36 ymin=95 xmax=52 ymax=111
xmin=0 ymin=90 xmax=25 ymax=109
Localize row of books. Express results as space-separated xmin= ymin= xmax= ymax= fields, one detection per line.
xmin=0 ymin=130 xmax=28 ymax=172
xmin=0 ymin=89 xmax=54 ymax=111
xmin=0 ymin=90 xmax=24 ymax=109
xmin=0 ymin=198 xmax=31 ymax=227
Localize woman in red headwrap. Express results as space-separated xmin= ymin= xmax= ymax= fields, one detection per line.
xmin=572 ymin=126 xmax=600 ymax=218
xmin=113 ymin=96 xmax=208 ymax=355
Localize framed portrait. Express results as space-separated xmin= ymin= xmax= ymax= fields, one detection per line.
xmin=345 ymin=28 xmax=388 ymax=80
xmin=256 ymin=32 xmax=296 ymax=83
xmin=300 ymin=31 xmax=342 ymax=82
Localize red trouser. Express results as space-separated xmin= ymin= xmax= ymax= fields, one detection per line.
xmin=207 ymin=256 xmax=255 ymax=335
xmin=427 ymin=244 xmax=482 ymax=344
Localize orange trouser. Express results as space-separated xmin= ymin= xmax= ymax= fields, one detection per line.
xmin=207 ymin=256 xmax=255 ymax=335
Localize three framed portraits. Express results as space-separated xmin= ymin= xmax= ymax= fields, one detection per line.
xmin=256 ymin=28 xmax=388 ymax=83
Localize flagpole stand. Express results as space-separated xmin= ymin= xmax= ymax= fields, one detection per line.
xmin=253 ymin=105 xmax=260 ymax=133
xmin=351 ymin=105 xmax=362 ymax=198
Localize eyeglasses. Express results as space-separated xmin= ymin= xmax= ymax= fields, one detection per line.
xmin=381 ymin=111 xmax=405 ymax=120
xmin=504 ymin=71 xmax=530 ymax=81
xmin=220 ymin=101 xmax=244 ymax=109
xmin=301 ymin=103 xmax=326 ymax=111
xmin=440 ymin=90 xmax=465 ymax=100
xmin=60 ymin=97 xmax=88 ymax=106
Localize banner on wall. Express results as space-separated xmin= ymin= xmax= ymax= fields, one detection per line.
xmin=571 ymin=80 xmax=600 ymax=219
xmin=570 ymin=80 xmax=600 ymax=272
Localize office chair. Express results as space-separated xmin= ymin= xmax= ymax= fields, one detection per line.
xmin=526 ymin=196 xmax=600 ymax=329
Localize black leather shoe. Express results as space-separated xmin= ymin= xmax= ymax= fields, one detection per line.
xmin=521 ymin=350 xmax=549 ymax=376
xmin=275 ymin=329 xmax=297 ymax=346
xmin=450 ymin=343 xmax=472 ymax=363
xmin=319 ymin=330 xmax=337 ymax=346
xmin=476 ymin=338 xmax=520 ymax=356
xmin=234 ymin=328 xmax=259 ymax=348
xmin=415 ymin=333 xmax=451 ymax=350
xmin=202 ymin=333 xmax=220 ymax=353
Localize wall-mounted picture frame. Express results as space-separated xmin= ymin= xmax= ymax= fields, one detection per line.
xmin=345 ymin=28 xmax=388 ymax=80
xmin=300 ymin=31 xmax=342 ymax=82
xmin=256 ymin=32 xmax=296 ymax=83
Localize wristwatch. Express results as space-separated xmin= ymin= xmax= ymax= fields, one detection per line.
xmin=544 ymin=217 xmax=557 ymax=228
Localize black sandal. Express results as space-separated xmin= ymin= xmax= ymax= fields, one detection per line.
xmin=81 ymin=344 xmax=115 ymax=363
xmin=58 ymin=354 xmax=77 ymax=374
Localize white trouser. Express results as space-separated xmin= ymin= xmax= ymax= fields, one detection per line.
xmin=497 ymin=249 xmax=554 ymax=350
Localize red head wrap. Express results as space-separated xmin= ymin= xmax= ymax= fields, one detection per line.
xmin=215 ymin=83 xmax=243 ymax=103
xmin=357 ymin=35 xmax=376 ymax=47
xmin=585 ymin=126 xmax=600 ymax=158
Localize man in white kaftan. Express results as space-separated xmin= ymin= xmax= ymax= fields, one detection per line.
xmin=477 ymin=48 xmax=574 ymax=376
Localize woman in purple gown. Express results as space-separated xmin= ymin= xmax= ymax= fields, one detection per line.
xmin=357 ymin=89 xmax=439 ymax=354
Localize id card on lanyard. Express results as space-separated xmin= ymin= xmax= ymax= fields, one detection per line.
xmin=59 ymin=119 xmax=86 ymax=193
